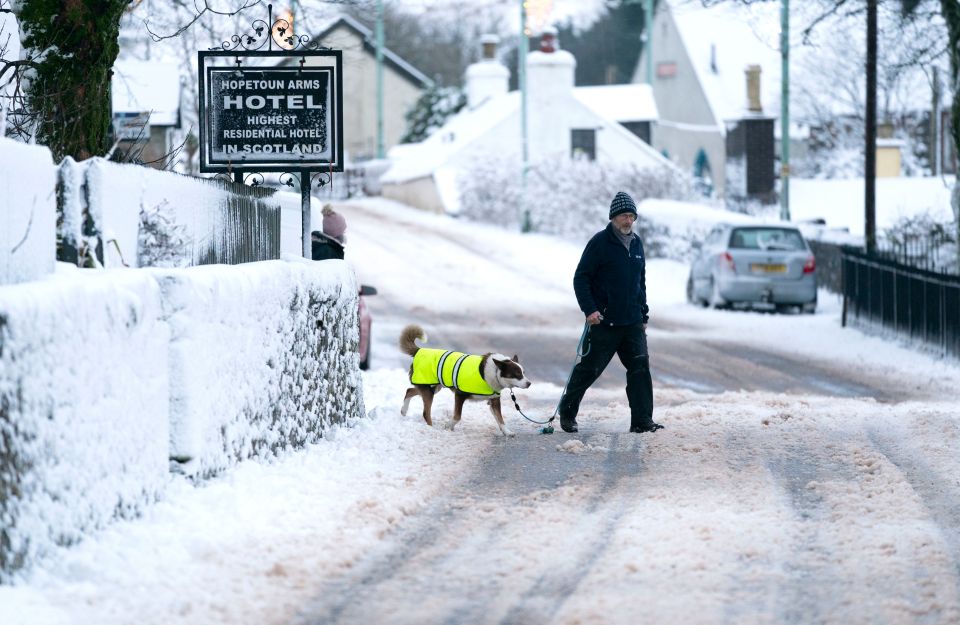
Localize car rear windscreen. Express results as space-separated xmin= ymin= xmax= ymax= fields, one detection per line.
xmin=728 ymin=228 xmax=806 ymax=251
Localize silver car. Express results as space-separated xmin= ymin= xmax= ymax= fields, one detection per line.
xmin=687 ymin=223 xmax=817 ymax=313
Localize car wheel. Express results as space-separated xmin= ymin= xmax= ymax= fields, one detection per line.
xmin=775 ymin=304 xmax=795 ymax=314
xmin=802 ymin=302 xmax=817 ymax=315
xmin=359 ymin=340 xmax=371 ymax=370
xmin=708 ymin=276 xmax=727 ymax=309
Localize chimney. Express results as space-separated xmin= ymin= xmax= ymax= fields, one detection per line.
xmin=464 ymin=34 xmax=509 ymax=109
xmin=745 ymin=65 xmax=762 ymax=113
xmin=528 ymin=27 xmax=575 ymax=100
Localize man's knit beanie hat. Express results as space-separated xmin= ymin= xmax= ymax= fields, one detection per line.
xmin=609 ymin=191 xmax=638 ymax=219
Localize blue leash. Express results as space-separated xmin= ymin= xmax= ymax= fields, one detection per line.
xmin=509 ymin=322 xmax=592 ymax=432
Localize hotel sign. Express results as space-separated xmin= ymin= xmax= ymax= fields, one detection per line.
xmin=199 ymin=51 xmax=343 ymax=173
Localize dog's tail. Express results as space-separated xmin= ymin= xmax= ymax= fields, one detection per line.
xmin=399 ymin=324 xmax=426 ymax=356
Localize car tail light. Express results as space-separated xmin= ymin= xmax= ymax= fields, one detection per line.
xmin=803 ymin=255 xmax=816 ymax=274
xmin=719 ymin=251 xmax=736 ymax=273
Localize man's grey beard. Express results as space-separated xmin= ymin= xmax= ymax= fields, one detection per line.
xmin=617 ymin=224 xmax=633 ymax=235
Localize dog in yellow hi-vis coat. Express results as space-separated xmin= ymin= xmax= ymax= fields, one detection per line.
xmin=399 ymin=324 xmax=531 ymax=436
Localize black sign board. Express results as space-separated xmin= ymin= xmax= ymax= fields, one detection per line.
xmin=199 ymin=51 xmax=343 ymax=173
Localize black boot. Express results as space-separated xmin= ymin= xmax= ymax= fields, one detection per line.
xmin=630 ymin=422 xmax=664 ymax=433
xmin=560 ymin=417 xmax=579 ymax=433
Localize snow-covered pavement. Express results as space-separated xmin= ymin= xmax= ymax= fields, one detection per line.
xmin=3 ymin=198 xmax=960 ymax=625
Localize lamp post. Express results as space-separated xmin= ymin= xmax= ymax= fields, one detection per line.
xmin=375 ymin=0 xmax=385 ymax=159
xmin=520 ymin=0 xmax=530 ymax=231
xmin=780 ymin=0 xmax=791 ymax=221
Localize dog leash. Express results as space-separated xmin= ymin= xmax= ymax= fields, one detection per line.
xmin=509 ymin=322 xmax=592 ymax=433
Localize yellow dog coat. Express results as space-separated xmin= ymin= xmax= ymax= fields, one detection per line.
xmin=411 ymin=348 xmax=497 ymax=396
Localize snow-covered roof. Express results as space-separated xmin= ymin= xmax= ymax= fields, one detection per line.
xmin=111 ymin=60 xmax=181 ymax=126
xmin=668 ymin=0 xmax=782 ymax=125
xmin=314 ymin=16 xmax=432 ymax=88
xmin=574 ymin=84 xmax=658 ymax=123
xmin=381 ymin=91 xmax=520 ymax=184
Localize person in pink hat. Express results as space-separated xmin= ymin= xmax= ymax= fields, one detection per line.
xmin=311 ymin=204 xmax=347 ymax=260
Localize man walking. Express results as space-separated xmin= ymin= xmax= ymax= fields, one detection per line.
xmin=558 ymin=191 xmax=663 ymax=434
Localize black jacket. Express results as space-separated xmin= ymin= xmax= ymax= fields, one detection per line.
xmin=573 ymin=222 xmax=649 ymax=326
xmin=311 ymin=237 xmax=344 ymax=261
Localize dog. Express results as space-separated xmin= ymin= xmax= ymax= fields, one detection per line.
xmin=399 ymin=324 xmax=531 ymax=436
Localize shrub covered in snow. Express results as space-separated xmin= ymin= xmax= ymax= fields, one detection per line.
xmin=456 ymin=155 xmax=695 ymax=255
xmin=881 ymin=212 xmax=959 ymax=274
xmin=400 ymin=85 xmax=466 ymax=144
xmin=137 ymin=199 xmax=192 ymax=268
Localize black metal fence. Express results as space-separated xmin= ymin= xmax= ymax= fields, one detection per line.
xmin=196 ymin=178 xmax=281 ymax=266
xmin=841 ymin=246 xmax=960 ymax=359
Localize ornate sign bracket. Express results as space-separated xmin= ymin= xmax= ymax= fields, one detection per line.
xmin=199 ymin=4 xmax=344 ymax=258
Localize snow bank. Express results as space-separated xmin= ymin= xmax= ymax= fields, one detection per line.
xmin=0 ymin=138 xmax=57 ymax=284
xmin=0 ymin=269 xmax=170 ymax=582
xmin=156 ymin=258 xmax=364 ymax=477
xmin=0 ymin=257 xmax=364 ymax=580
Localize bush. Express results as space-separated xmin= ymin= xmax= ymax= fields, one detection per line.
xmin=456 ymin=155 xmax=694 ymax=246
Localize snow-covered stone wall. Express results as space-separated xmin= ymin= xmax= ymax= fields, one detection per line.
xmin=0 ymin=259 xmax=363 ymax=580
xmin=0 ymin=138 xmax=58 ymax=285
xmin=0 ymin=270 xmax=170 ymax=581
xmin=158 ymin=258 xmax=364 ymax=477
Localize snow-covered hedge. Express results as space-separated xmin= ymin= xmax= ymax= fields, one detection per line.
xmin=0 ymin=270 xmax=170 ymax=581
xmin=0 ymin=259 xmax=364 ymax=579
xmin=58 ymin=159 xmax=286 ymax=268
xmin=457 ymin=155 xmax=694 ymax=247
xmin=158 ymin=258 xmax=364 ymax=478
xmin=0 ymin=138 xmax=57 ymax=284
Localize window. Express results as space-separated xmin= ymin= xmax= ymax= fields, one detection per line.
xmin=729 ymin=228 xmax=806 ymax=251
xmin=571 ymin=129 xmax=596 ymax=161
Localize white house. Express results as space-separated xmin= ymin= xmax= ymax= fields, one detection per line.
xmin=633 ymin=0 xmax=783 ymax=202
xmin=312 ymin=15 xmax=432 ymax=162
xmin=381 ymin=32 xmax=669 ymax=214
xmin=111 ymin=60 xmax=183 ymax=168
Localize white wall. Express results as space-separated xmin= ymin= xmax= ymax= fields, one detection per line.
xmin=0 ymin=138 xmax=57 ymax=284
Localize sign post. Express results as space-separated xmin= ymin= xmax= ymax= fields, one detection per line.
xmin=198 ymin=6 xmax=343 ymax=258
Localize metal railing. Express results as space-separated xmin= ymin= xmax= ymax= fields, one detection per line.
xmin=841 ymin=246 xmax=960 ymax=359
xmin=196 ymin=178 xmax=281 ymax=266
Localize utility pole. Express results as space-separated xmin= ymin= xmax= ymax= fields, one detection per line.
xmin=865 ymin=0 xmax=877 ymax=254
xmin=780 ymin=0 xmax=790 ymax=221
xmin=643 ymin=0 xmax=654 ymax=83
xmin=375 ymin=0 xmax=385 ymax=159
xmin=520 ymin=0 xmax=530 ymax=232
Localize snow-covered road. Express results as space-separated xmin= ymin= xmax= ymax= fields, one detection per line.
xmin=4 ymin=197 xmax=960 ymax=625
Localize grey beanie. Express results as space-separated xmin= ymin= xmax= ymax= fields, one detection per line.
xmin=609 ymin=191 xmax=638 ymax=219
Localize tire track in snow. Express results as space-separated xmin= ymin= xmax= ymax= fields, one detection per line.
xmin=291 ymin=411 xmax=650 ymax=625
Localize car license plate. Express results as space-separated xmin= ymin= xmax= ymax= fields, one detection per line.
xmin=750 ymin=263 xmax=786 ymax=273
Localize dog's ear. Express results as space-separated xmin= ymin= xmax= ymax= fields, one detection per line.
xmin=512 ymin=354 xmax=520 ymax=363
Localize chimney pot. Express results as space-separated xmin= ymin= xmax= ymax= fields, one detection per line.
xmin=481 ymin=34 xmax=499 ymax=60
xmin=539 ymin=27 xmax=558 ymax=53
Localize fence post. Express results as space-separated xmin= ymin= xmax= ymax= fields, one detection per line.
xmin=841 ymin=254 xmax=847 ymax=327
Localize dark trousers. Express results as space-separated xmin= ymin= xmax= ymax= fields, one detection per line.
xmin=558 ymin=322 xmax=654 ymax=429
